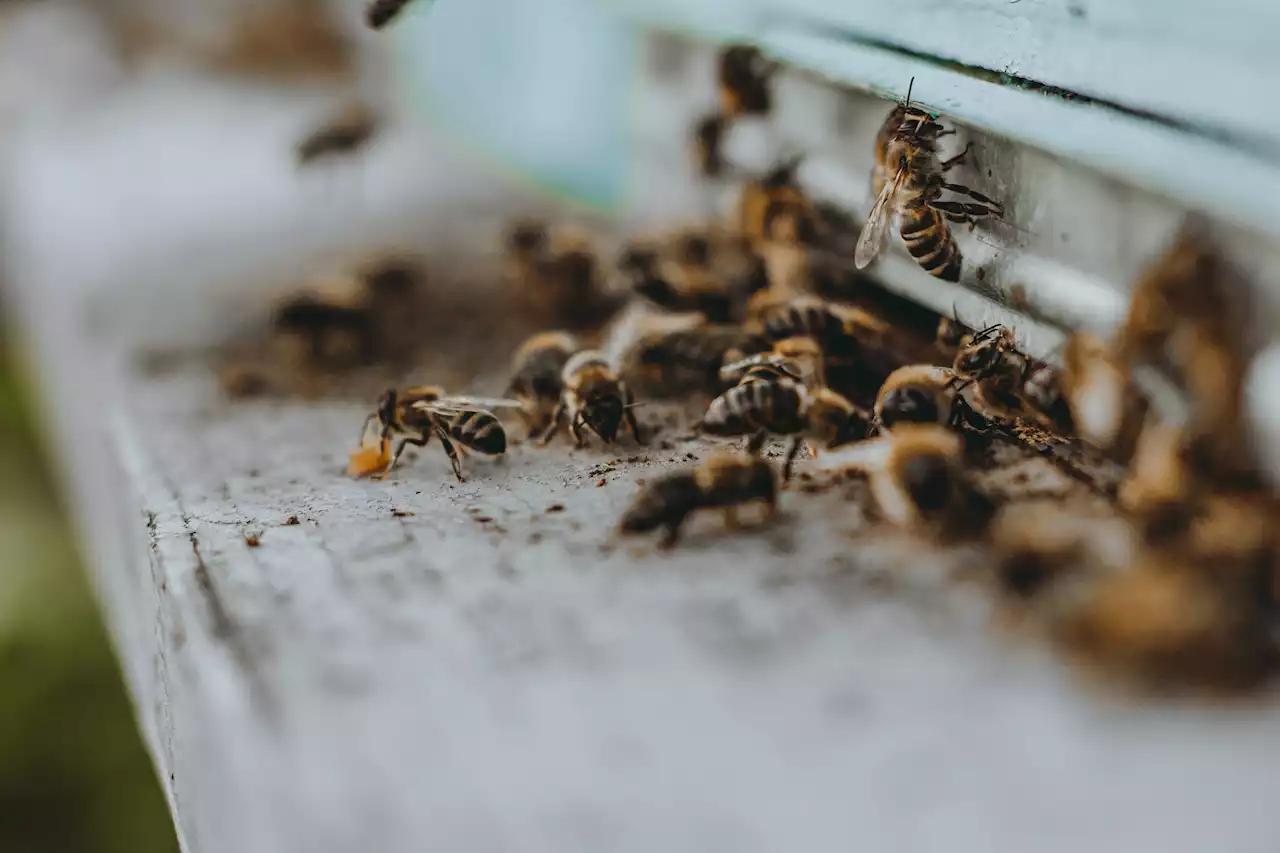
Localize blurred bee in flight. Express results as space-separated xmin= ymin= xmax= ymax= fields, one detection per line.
xmin=855 ymin=79 xmax=1004 ymax=282
xmin=691 ymin=44 xmax=779 ymax=179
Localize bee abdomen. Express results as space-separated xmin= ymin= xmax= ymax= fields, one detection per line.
xmin=900 ymin=208 xmax=962 ymax=282
xmin=450 ymin=411 xmax=507 ymax=455
xmin=702 ymin=380 xmax=804 ymax=436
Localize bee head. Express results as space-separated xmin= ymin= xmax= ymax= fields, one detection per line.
xmin=583 ymin=394 xmax=624 ymax=443
xmin=880 ymin=385 xmax=941 ymax=428
xmin=954 ymin=325 xmax=1008 ymax=378
xmin=375 ymin=388 xmax=398 ymax=434
xmin=901 ymin=451 xmax=955 ymax=514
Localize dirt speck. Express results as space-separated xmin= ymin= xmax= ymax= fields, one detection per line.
xmin=528 ymin=532 xmax=543 ymax=544
xmin=546 ymin=503 xmax=566 ymax=513
xmin=596 ymin=478 xmax=607 ymax=487
xmin=473 ymin=515 xmax=494 ymax=524
xmin=283 ymin=515 xmax=301 ymax=526
xmin=392 ymin=509 xmax=415 ymax=518
xmin=244 ymin=534 xmax=261 ymax=547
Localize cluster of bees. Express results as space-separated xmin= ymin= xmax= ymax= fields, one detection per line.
xmin=268 ymin=37 xmax=1280 ymax=692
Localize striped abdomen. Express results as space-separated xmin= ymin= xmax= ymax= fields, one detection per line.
xmin=898 ymin=205 xmax=962 ymax=282
xmin=444 ymin=410 xmax=507 ymax=455
xmin=702 ymin=380 xmax=806 ymax=437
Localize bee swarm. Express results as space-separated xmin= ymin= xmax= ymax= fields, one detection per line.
xmin=197 ymin=45 xmax=1280 ymax=698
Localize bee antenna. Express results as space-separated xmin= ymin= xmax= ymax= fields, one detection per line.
xmin=972 ymin=323 xmax=1002 ymax=342
xmin=904 ymin=77 xmax=915 ymax=110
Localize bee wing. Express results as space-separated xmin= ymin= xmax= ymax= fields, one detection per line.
xmin=854 ymin=168 xmax=905 ymax=270
xmin=412 ymin=396 xmax=526 ymax=414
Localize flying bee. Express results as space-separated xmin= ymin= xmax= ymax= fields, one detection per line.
xmin=855 ymin=81 xmax=1003 ymax=281
xmin=361 ymin=386 xmax=523 ymax=482
xmin=365 ymin=0 xmax=421 ymax=29
xmin=699 ymin=378 xmax=871 ymax=479
xmin=506 ymin=331 xmax=579 ymax=437
xmin=719 ymin=336 xmax=825 ymax=388
xmin=295 ymin=102 xmax=380 ymax=166
xmin=619 ymin=323 xmax=768 ymax=397
xmin=817 ymin=424 xmax=981 ymax=531
xmin=717 ymin=44 xmax=777 ymax=119
xmin=542 ymin=350 xmax=643 ymax=446
xmin=620 ymin=452 xmax=778 ymax=548
xmin=692 ymin=113 xmax=728 ymax=178
xmin=873 ymin=364 xmax=968 ymax=432
xmin=1061 ymin=332 xmax=1146 ymax=457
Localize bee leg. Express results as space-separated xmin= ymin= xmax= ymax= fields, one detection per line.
xmin=434 ymin=427 xmax=465 ymax=482
xmin=781 ymin=436 xmax=805 ymax=482
xmin=538 ymin=401 xmax=567 ymax=445
xmin=623 ymin=384 xmax=646 ymax=444
xmin=939 ymin=142 xmax=973 ymax=172
xmin=659 ymin=523 xmax=682 ymax=549
xmin=722 ymin=506 xmax=741 ymax=529
xmin=746 ymin=429 xmax=769 ymax=455
xmin=373 ymin=434 xmax=429 ymax=479
xmin=570 ymin=411 xmax=588 ymax=447
xmin=358 ymin=413 xmax=378 ymax=445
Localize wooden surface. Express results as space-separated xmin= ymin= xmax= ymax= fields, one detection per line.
xmin=90 ymin=356 xmax=1280 ymax=853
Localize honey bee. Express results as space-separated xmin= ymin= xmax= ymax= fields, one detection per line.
xmin=717 ymin=44 xmax=777 ymax=120
xmin=365 ymin=0 xmax=420 ymax=29
xmin=619 ymin=323 xmax=768 ymax=397
xmin=295 ymin=103 xmax=379 ymax=166
xmin=699 ymin=378 xmax=871 ymax=479
xmin=1017 ymin=358 xmax=1075 ymax=433
xmin=758 ymin=296 xmax=890 ymax=357
xmin=737 ymin=155 xmax=814 ymax=248
xmin=273 ymin=290 xmax=375 ymax=368
xmin=617 ymin=233 xmax=765 ymax=324
xmin=987 ymin=501 xmax=1133 ymax=600
xmin=1061 ymin=332 xmax=1146 ymax=456
xmin=855 ymin=82 xmax=1003 ymax=281
xmin=504 ymin=220 xmax=617 ymax=328
xmin=542 ymin=350 xmax=643 ymax=446
xmin=950 ymin=324 xmax=1025 ymax=414
xmin=619 ymin=452 xmax=778 ymax=547
xmin=361 ymin=386 xmax=522 ymax=481
xmin=873 ymin=364 xmax=967 ymax=432
xmin=506 ymin=331 xmax=579 ymax=437
xmin=935 ymin=315 xmax=970 ymax=355
xmin=692 ymin=113 xmax=728 ymax=178
xmin=718 ymin=336 xmax=824 ymax=388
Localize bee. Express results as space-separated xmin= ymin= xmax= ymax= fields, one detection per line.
xmin=758 ymin=296 xmax=890 ymax=359
xmin=987 ymin=501 xmax=1133 ymax=600
xmin=1017 ymin=358 xmax=1075 ymax=433
xmin=617 ymin=234 xmax=764 ymax=324
xmin=506 ymin=221 xmax=614 ymax=328
xmin=1061 ymin=332 xmax=1146 ymax=456
xmin=619 ymin=452 xmax=778 ymax=547
xmin=700 ymin=378 xmax=871 ymax=479
xmin=950 ymin=324 xmax=1026 ymax=414
xmin=719 ymin=336 xmax=824 ymax=388
xmin=717 ymin=44 xmax=777 ymax=120
xmin=295 ymin=103 xmax=379 ymax=166
xmin=692 ymin=113 xmax=728 ymax=178
xmin=272 ymin=290 xmax=375 ymax=368
xmin=855 ymin=81 xmax=1003 ymax=281
xmin=361 ymin=386 xmax=522 ymax=481
xmin=1117 ymin=221 xmax=1231 ymax=366
xmin=542 ymin=350 xmax=643 ymax=446
xmin=619 ymin=323 xmax=768 ymax=397
xmin=506 ymin=331 xmax=579 ymax=437
xmin=737 ymin=155 xmax=814 ymax=248
xmin=873 ymin=364 xmax=967 ymax=432
xmin=935 ymin=315 xmax=970 ymax=354
xmin=365 ymin=0 xmax=420 ymax=29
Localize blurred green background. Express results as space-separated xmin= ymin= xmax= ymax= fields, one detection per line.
xmin=0 ymin=343 xmax=176 ymax=853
